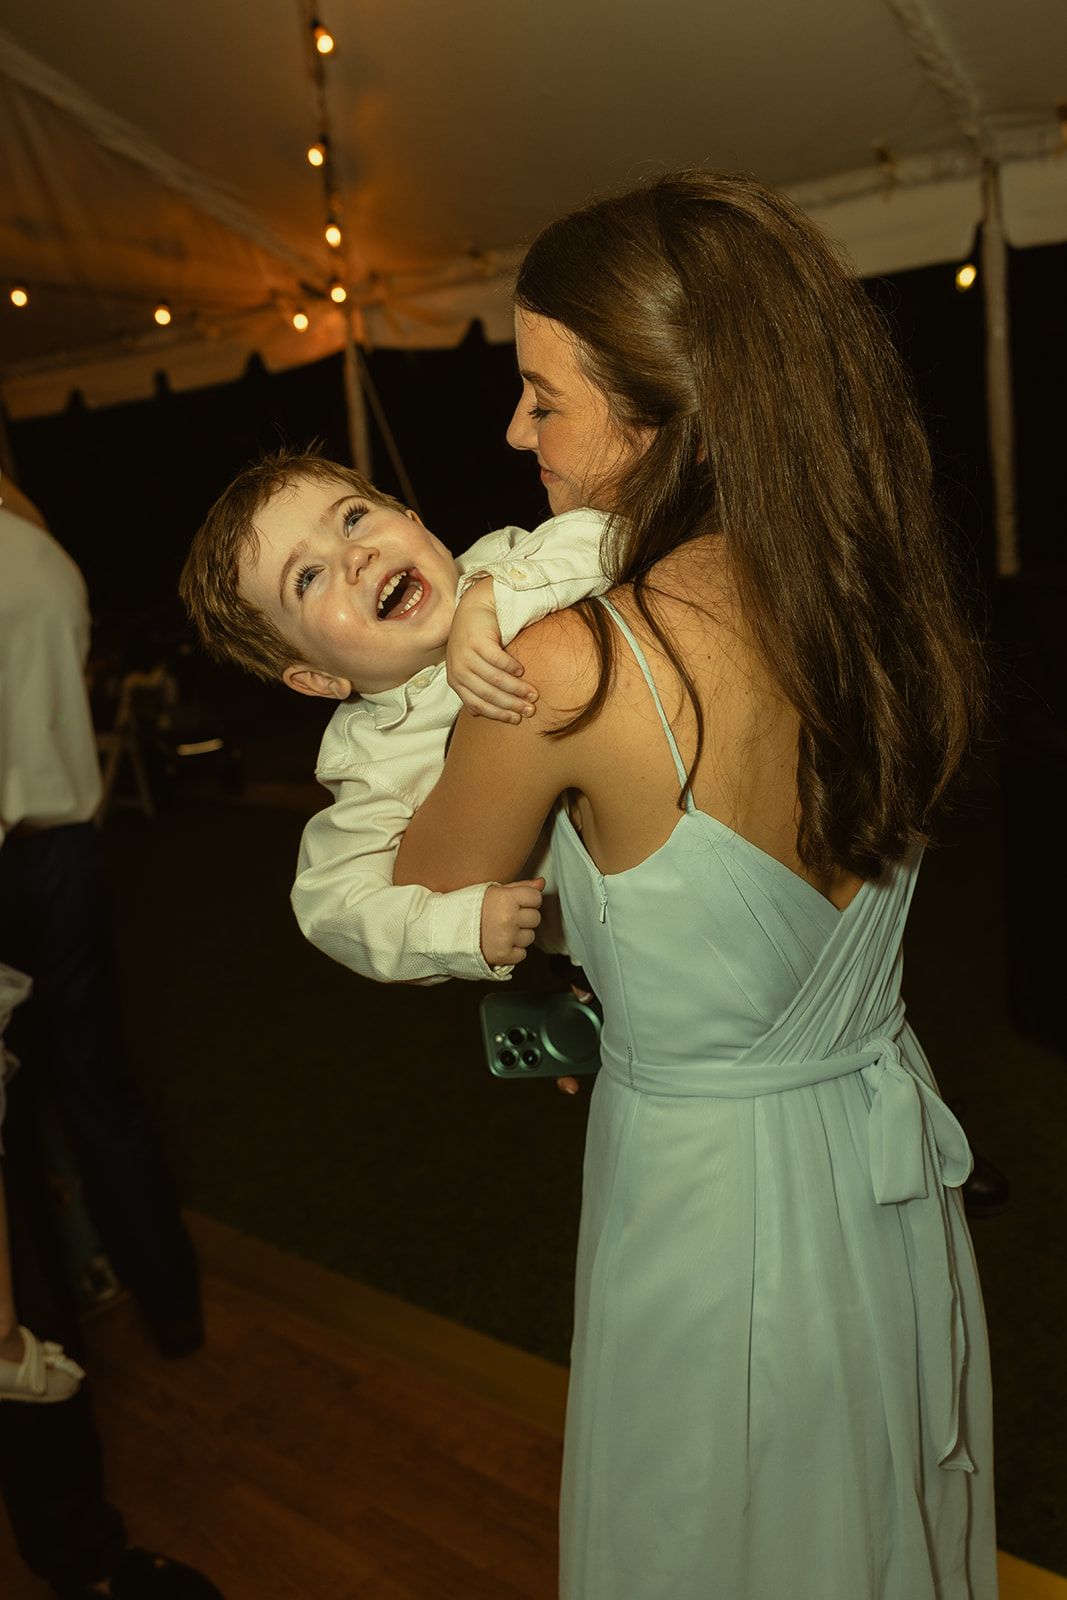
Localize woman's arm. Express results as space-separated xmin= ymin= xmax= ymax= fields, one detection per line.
xmin=395 ymin=611 xmax=592 ymax=892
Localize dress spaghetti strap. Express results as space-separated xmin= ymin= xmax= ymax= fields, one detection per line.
xmin=596 ymin=597 xmax=692 ymax=800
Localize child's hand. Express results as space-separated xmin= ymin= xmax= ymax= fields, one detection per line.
xmin=480 ymin=878 xmax=544 ymax=967
xmin=448 ymin=579 xmax=539 ymax=723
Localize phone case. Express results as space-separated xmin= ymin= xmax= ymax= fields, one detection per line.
xmin=480 ymin=990 xmax=604 ymax=1079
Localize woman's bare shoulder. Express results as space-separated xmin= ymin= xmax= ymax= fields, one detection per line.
xmin=510 ymin=604 xmax=603 ymax=704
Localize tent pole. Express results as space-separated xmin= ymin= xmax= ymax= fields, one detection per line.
xmin=354 ymin=353 xmax=422 ymax=516
xmin=340 ymin=312 xmax=422 ymax=514
xmin=342 ymin=312 xmax=374 ymax=481
xmin=981 ymin=162 xmax=1019 ymax=578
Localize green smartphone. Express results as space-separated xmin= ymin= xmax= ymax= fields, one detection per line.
xmin=480 ymin=990 xmax=604 ymax=1079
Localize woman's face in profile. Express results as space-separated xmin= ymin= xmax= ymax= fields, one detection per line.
xmin=507 ymin=310 xmax=649 ymax=516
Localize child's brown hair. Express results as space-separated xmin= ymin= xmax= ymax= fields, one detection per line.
xmin=179 ymin=446 xmax=408 ymax=682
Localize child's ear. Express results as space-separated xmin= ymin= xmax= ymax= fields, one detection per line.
xmin=282 ymin=664 xmax=353 ymax=700
xmin=405 ymin=508 xmax=425 ymax=527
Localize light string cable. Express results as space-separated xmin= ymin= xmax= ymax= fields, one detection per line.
xmin=296 ymin=0 xmax=421 ymax=509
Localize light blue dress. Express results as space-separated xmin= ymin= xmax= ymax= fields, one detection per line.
xmin=552 ymin=601 xmax=997 ymax=1600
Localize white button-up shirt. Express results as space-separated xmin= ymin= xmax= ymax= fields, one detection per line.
xmin=0 ymin=503 xmax=103 ymax=842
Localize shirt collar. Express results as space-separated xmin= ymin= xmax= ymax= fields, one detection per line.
xmin=360 ymin=659 xmax=448 ymax=731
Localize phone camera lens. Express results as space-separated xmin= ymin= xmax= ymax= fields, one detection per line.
xmin=505 ymin=1027 xmax=526 ymax=1046
xmin=521 ymin=1048 xmax=541 ymax=1068
xmin=497 ymin=1049 xmax=518 ymax=1070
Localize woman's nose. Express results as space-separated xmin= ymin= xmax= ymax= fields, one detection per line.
xmin=506 ymin=396 xmax=535 ymax=452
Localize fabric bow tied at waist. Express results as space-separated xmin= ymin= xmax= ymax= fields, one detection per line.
xmin=831 ymin=1031 xmax=975 ymax=1470
xmin=851 ymin=1034 xmax=974 ymax=1204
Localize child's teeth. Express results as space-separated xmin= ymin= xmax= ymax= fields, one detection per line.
xmin=377 ymin=573 xmax=424 ymax=617
xmin=377 ymin=572 xmax=404 ymax=614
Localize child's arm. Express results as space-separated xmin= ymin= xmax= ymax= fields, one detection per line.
xmin=448 ymin=509 xmax=610 ymax=721
xmin=292 ymin=751 xmax=549 ymax=984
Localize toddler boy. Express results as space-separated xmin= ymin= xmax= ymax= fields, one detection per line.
xmin=180 ymin=448 xmax=608 ymax=984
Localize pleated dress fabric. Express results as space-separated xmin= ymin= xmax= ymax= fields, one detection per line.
xmin=552 ymin=601 xmax=998 ymax=1600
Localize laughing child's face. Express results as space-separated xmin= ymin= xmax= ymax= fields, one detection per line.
xmin=239 ymin=475 xmax=460 ymax=699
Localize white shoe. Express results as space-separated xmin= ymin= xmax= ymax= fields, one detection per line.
xmin=0 ymin=1325 xmax=85 ymax=1403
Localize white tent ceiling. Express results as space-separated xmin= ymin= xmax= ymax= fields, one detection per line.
xmin=1 ymin=0 xmax=1065 ymax=421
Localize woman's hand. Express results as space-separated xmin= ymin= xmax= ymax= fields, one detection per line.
xmin=447 ymin=579 xmax=539 ymax=722
xmin=480 ymin=878 xmax=544 ymax=967
xmin=558 ymin=973 xmax=596 ymax=1096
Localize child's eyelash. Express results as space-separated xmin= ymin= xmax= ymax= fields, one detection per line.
xmin=294 ymin=562 xmax=318 ymax=599
xmin=344 ymin=501 xmax=369 ymax=532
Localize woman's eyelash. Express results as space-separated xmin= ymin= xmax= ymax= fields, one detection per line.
xmin=528 ymin=404 xmax=551 ymax=421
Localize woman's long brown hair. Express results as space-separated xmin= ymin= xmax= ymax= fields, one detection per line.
xmin=516 ymin=170 xmax=988 ymax=880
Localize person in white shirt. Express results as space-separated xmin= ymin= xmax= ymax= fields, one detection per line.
xmin=180 ymin=447 xmax=609 ymax=984
xmin=0 ymin=480 xmax=225 ymax=1596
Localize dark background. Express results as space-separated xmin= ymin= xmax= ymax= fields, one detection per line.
xmin=5 ymin=237 xmax=1065 ymax=649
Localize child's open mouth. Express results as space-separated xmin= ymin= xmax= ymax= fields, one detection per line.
xmin=377 ymin=570 xmax=425 ymax=620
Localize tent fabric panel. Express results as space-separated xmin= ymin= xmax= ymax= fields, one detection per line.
xmin=0 ymin=54 xmax=314 ymax=373
xmin=2 ymin=0 xmax=1066 ymax=418
xmin=362 ymin=270 xmax=519 ymax=351
xmin=1002 ymin=157 xmax=1067 ymax=250
xmin=0 ymin=308 xmax=348 ymax=420
xmin=805 ymin=174 xmax=984 ymax=278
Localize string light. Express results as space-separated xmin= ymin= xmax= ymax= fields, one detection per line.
xmin=301 ymin=7 xmax=348 ymax=333
xmin=10 ymin=286 xmax=28 ymax=307
xmin=292 ymin=309 xmax=309 ymax=331
xmin=955 ymin=263 xmax=977 ymax=292
xmin=154 ymin=302 xmax=172 ymax=326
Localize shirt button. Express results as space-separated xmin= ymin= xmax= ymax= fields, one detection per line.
xmin=508 ymin=566 xmax=526 ymax=582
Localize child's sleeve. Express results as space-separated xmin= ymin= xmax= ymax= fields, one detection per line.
xmin=458 ymin=508 xmax=610 ymax=646
xmin=291 ymin=769 xmax=514 ymax=987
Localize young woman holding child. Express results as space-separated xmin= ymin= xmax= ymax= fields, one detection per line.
xmin=395 ymin=170 xmax=996 ymax=1599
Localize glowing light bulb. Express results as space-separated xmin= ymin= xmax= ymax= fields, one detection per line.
xmin=329 ymin=281 xmax=347 ymax=304
xmin=325 ymin=223 xmax=342 ymax=248
xmin=308 ymin=140 xmax=327 ymax=168
xmin=154 ymin=302 xmax=172 ymax=326
xmin=10 ymin=286 xmax=28 ymax=307
xmin=293 ymin=310 xmax=309 ymax=331
xmin=312 ymin=22 xmax=334 ymax=53
xmin=955 ymin=263 xmax=977 ymax=292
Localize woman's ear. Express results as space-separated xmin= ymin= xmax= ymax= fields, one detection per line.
xmin=282 ymin=664 xmax=353 ymax=700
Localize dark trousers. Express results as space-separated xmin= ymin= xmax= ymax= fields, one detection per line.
xmin=0 ymin=822 xmax=199 ymax=1330
xmin=0 ymin=820 xmax=199 ymax=1584
xmin=0 ymin=1066 xmax=126 ymax=1587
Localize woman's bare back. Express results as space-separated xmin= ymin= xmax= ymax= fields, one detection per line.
xmin=566 ymin=538 xmax=863 ymax=912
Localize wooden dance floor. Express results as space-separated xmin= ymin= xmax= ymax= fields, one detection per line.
xmin=0 ymin=1215 xmax=1061 ymax=1600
